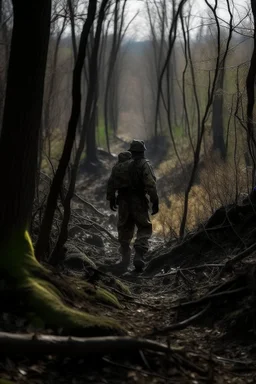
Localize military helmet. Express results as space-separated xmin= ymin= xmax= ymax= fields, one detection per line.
xmin=129 ymin=139 xmax=147 ymax=152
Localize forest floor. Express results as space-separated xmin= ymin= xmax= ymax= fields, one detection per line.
xmin=1 ymin=144 xmax=256 ymax=383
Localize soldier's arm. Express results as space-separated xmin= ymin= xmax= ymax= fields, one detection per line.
xmin=142 ymin=162 xmax=158 ymax=203
xmin=106 ymin=170 xmax=116 ymax=201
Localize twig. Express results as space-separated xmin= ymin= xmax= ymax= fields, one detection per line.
xmin=0 ymin=333 xmax=182 ymax=357
xmin=102 ymin=357 xmax=170 ymax=381
xmin=179 ymin=270 xmax=192 ymax=287
xmin=73 ymin=191 xmax=104 ymax=217
xmin=207 ymin=276 xmax=239 ymax=295
xmin=224 ymin=242 xmax=256 ymax=270
xmin=169 ymin=287 xmax=248 ymax=310
xmin=108 ymin=287 xmax=161 ymax=310
xmin=152 ymin=264 xmax=225 ymax=279
xmin=172 ymin=351 xmax=207 ymax=376
xmin=40 ymin=171 xmax=104 ymax=217
xmin=147 ymin=303 xmax=211 ymax=336
xmin=72 ymin=212 xmax=118 ymax=242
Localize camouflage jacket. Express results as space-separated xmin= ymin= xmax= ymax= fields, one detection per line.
xmin=106 ymin=158 xmax=158 ymax=203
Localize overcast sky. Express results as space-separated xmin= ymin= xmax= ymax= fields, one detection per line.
xmin=125 ymin=0 xmax=249 ymax=40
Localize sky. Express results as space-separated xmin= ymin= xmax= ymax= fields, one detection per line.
xmin=125 ymin=0 xmax=249 ymax=40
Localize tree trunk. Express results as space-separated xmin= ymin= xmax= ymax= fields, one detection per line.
xmin=35 ymin=0 xmax=97 ymax=261
xmin=211 ymin=68 xmax=226 ymax=160
xmin=0 ymin=0 xmax=51 ymax=241
xmin=50 ymin=0 xmax=110 ymax=265
xmin=246 ymin=0 xmax=256 ymax=185
xmin=44 ymin=15 xmax=67 ymax=158
xmin=85 ymin=0 xmax=110 ymax=169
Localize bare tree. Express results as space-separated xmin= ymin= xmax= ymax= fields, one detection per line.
xmin=103 ymin=0 xmax=127 ymax=151
xmin=246 ymin=0 xmax=256 ymax=184
xmin=36 ymin=0 xmax=97 ymax=261
xmin=179 ymin=0 xmax=233 ymax=237
xmin=50 ymin=0 xmax=111 ymax=264
xmin=211 ymin=1 xmax=233 ymax=160
xmin=43 ymin=3 xmax=68 ymax=158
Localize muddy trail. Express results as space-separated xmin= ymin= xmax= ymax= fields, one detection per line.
xmin=2 ymin=152 xmax=256 ymax=383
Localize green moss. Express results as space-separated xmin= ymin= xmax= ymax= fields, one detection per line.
xmin=96 ymin=287 xmax=121 ymax=308
xmin=69 ymin=278 xmax=120 ymax=309
xmin=115 ymin=279 xmax=131 ymax=295
xmin=0 ymin=230 xmax=125 ymax=336
xmin=0 ymin=380 xmax=15 ymax=384
xmin=96 ymin=116 xmax=113 ymax=149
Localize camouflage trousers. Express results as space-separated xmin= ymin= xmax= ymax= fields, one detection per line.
xmin=117 ymin=196 xmax=152 ymax=255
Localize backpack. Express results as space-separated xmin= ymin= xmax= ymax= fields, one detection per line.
xmin=112 ymin=158 xmax=149 ymax=194
xmin=111 ymin=159 xmax=133 ymax=190
xmin=129 ymin=159 xmax=149 ymax=194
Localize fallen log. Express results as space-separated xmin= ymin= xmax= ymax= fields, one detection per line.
xmin=0 ymin=333 xmax=180 ymax=357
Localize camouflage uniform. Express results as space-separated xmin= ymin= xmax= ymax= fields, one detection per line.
xmin=107 ymin=141 xmax=159 ymax=271
xmin=117 ymin=157 xmax=157 ymax=254
xmin=106 ymin=151 xmax=132 ymax=199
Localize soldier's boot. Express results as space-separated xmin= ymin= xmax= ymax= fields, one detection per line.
xmin=118 ymin=245 xmax=131 ymax=270
xmin=133 ymin=249 xmax=145 ymax=272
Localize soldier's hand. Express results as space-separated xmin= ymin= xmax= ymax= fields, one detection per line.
xmin=151 ymin=199 xmax=159 ymax=215
xmin=110 ymin=197 xmax=117 ymax=211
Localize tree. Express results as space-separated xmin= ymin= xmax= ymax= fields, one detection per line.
xmin=0 ymin=0 xmax=121 ymax=335
xmin=211 ymin=2 xmax=233 ymax=160
xmin=50 ymin=0 xmax=111 ymax=263
xmin=246 ymin=0 xmax=256 ymax=184
xmin=84 ymin=0 xmax=110 ymax=169
xmin=104 ymin=0 xmax=127 ymax=150
xmin=36 ymin=0 xmax=98 ymax=260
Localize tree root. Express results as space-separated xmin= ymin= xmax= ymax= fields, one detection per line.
xmin=0 ymin=231 xmax=124 ymax=336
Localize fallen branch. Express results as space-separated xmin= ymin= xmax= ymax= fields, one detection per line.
xmin=224 ymin=242 xmax=256 ymax=270
xmin=40 ymin=171 xmax=104 ymax=217
xmin=147 ymin=303 xmax=211 ymax=336
xmin=0 ymin=333 xmax=181 ymax=357
xmin=144 ymin=227 xmax=226 ymax=275
xmin=73 ymin=191 xmax=104 ymax=217
xmin=72 ymin=212 xmax=118 ymax=242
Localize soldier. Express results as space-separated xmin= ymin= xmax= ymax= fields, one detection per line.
xmin=107 ymin=140 xmax=159 ymax=272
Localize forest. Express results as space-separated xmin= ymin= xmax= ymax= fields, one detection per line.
xmin=1 ymin=0 xmax=256 ymax=382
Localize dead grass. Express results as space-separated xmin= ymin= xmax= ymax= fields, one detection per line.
xmin=153 ymin=153 xmax=249 ymax=237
